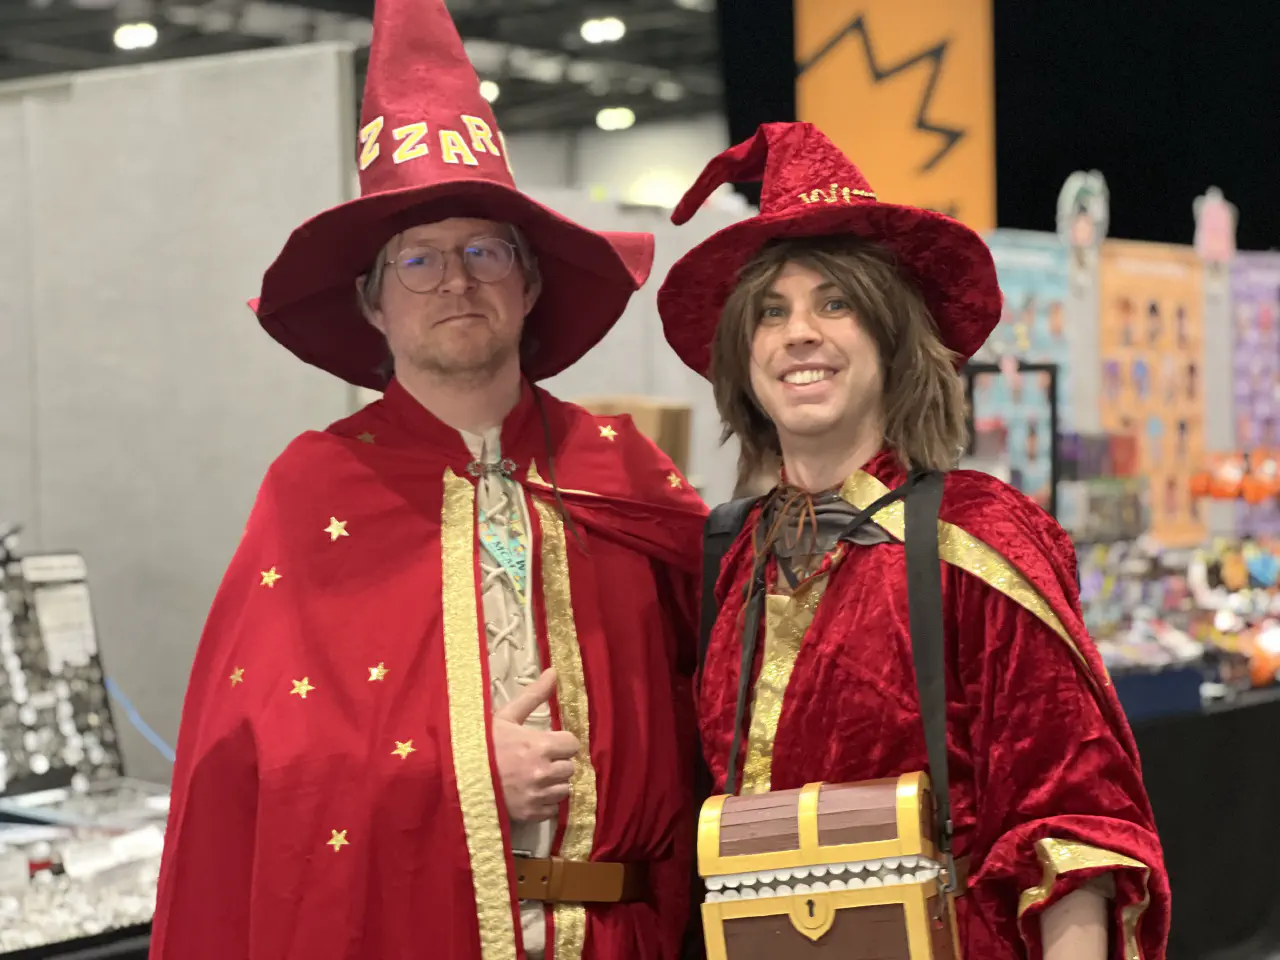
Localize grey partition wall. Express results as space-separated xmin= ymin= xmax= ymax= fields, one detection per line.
xmin=533 ymin=187 xmax=746 ymax=507
xmin=0 ymin=90 xmax=36 ymax=540
xmin=0 ymin=44 xmax=357 ymax=783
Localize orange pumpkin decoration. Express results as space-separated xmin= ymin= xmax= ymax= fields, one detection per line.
xmin=1254 ymin=451 xmax=1280 ymax=497
xmin=1242 ymin=472 xmax=1272 ymax=504
xmin=1208 ymin=454 xmax=1247 ymax=499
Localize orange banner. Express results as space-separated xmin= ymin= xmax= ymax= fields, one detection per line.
xmin=795 ymin=0 xmax=995 ymax=231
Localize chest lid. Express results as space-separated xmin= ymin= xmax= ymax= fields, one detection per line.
xmin=699 ymin=774 xmax=941 ymax=883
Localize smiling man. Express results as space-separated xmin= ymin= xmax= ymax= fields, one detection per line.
xmin=659 ymin=123 xmax=1169 ymax=960
xmin=149 ymin=1 xmax=707 ymax=958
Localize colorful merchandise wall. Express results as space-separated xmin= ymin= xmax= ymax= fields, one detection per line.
xmin=1096 ymin=240 xmax=1206 ymax=547
xmin=966 ymin=177 xmax=1253 ymax=552
xmin=1231 ymin=252 xmax=1280 ymax=536
xmin=968 ymin=231 xmax=1072 ymax=512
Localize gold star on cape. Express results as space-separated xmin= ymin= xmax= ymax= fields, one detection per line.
xmin=667 ymin=471 xmax=683 ymax=488
xmin=229 ymin=667 xmax=245 ymax=687
xmin=392 ymin=740 xmax=416 ymax=759
xmin=599 ymin=424 xmax=617 ymax=441
xmin=324 ymin=517 xmax=349 ymax=542
xmin=356 ymin=432 xmax=375 ymax=444
xmin=260 ymin=567 xmax=282 ymax=588
xmin=290 ymin=677 xmax=315 ymax=699
xmin=327 ymin=829 xmax=349 ymax=852
xmin=368 ymin=662 xmax=388 ymax=682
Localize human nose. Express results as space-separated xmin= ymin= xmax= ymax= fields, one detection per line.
xmin=435 ymin=248 xmax=475 ymax=294
xmin=781 ymin=305 xmax=821 ymax=346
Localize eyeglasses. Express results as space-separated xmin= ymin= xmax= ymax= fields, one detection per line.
xmin=387 ymin=236 xmax=517 ymax=294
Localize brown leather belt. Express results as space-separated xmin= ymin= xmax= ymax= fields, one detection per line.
xmin=951 ymin=855 xmax=971 ymax=896
xmin=513 ymin=855 xmax=648 ymax=904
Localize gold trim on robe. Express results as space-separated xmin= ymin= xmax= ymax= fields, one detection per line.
xmin=1017 ymin=838 xmax=1150 ymax=960
xmin=837 ymin=470 xmax=1100 ymax=686
xmin=527 ymin=461 xmax=600 ymax=498
xmin=740 ymin=581 xmax=831 ymax=794
xmin=531 ymin=497 xmax=598 ymax=960
xmin=441 ymin=468 xmax=518 ymax=960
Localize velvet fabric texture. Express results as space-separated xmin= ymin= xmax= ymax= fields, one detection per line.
xmin=657 ymin=122 xmax=1002 ymax=377
xmin=250 ymin=0 xmax=654 ymax=389
xmin=698 ymin=450 xmax=1169 ymax=960
xmin=151 ymin=380 xmax=707 ymax=960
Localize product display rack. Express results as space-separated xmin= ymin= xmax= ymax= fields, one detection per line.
xmin=0 ymin=527 xmax=159 ymax=957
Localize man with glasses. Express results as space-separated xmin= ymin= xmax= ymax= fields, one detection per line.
xmin=149 ymin=0 xmax=706 ymax=958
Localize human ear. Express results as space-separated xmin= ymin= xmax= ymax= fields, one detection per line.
xmin=522 ymin=275 xmax=542 ymax=315
xmin=356 ymin=277 xmax=387 ymax=334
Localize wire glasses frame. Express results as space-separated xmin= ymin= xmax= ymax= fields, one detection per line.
xmin=388 ymin=236 xmax=518 ymax=294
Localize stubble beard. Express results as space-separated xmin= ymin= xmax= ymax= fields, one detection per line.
xmin=408 ymin=327 xmax=517 ymax=384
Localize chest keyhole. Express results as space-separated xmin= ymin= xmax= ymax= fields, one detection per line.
xmin=806 ymin=898 xmax=816 ymax=918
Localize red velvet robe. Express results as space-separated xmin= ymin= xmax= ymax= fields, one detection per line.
xmin=698 ymin=450 xmax=1169 ymax=960
xmin=151 ymin=379 xmax=707 ymax=960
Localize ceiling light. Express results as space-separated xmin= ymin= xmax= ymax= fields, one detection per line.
xmin=595 ymin=106 xmax=636 ymax=132
xmin=479 ymin=80 xmax=500 ymax=103
xmin=113 ymin=21 xmax=158 ymax=50
xmin=580 ymin=16 xmax=626 ymax=44
xmin=627 ymin=171 xmax=686 ymax=209
xmin=653 ymin=79 xmax=685 ymax=102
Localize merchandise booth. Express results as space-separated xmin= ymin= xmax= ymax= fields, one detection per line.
xmin=1 ymin=40 xmax=1279 ymax=960
xmin=967 ymin=177 xmax=1280 ymax=958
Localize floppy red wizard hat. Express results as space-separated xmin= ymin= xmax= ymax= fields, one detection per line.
xmin=251 ymin=0 xmax=654 ymax=389
xmin=657 ymin=122 xmax=1002 ymax=378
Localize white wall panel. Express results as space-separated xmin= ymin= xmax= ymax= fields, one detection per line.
xmin=4 ymin=45 xmax=356 ymax=782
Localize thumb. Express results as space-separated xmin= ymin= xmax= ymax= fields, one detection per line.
xmin=495 ymin=668 xmax=558 ymax=724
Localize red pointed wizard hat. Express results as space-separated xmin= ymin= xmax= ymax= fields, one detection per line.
xmin=251 ymin=0 xmax=654 ymax=389
xmin=657 ymin=122 xmax=1001 ymax=377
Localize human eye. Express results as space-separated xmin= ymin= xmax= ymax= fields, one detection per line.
xmin=467 ymin=238 xmax=505 ymax=260
xmin=823 ymin=297 xmax=851 ymax=313
xmin=759 ymin=304 xmax=786 ymax=323
xmin=399 ymin=248 xmax=438 ymax=269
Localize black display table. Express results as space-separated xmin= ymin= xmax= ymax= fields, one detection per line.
xmin=0 ymin=926 xmax=149 ymax=960
xmin=1134 ymin=686 xmax=1280 ymax=960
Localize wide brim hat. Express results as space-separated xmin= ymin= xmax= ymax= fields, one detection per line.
xmin=250 ymin=0 xmax=654 ymax=390
xmin=657 ymin=122 xmax=1002 ymax=377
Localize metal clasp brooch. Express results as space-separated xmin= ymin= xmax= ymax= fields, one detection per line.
xmin=466 ymin=457 xmax=518 ymax=479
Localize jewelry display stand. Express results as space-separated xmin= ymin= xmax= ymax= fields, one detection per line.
xmin=0 ymin=526 xmax=162 ymax=957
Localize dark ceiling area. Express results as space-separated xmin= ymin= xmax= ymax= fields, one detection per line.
xmin=0 ymin=0 xmax=721 ymax=132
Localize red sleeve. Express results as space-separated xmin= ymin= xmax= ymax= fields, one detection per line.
xmin=954 ymin=572 xmax=1170 ymax=960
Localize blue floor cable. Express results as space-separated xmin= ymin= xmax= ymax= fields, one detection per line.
xmin=104 ymin=676 xmax=176 ymax=764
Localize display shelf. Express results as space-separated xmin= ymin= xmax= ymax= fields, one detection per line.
xmin=0 ymin=532 xmax=161 ymax=960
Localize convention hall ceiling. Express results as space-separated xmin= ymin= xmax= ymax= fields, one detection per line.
xmin=0 ymin=0 xmax=721 ymax=131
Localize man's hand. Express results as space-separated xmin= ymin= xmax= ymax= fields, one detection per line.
xmin=493 ymin=668 xmax=581 ymax=822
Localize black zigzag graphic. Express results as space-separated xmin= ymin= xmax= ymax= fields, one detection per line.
xmin=798 ymin=15 xmax=965 ymax=173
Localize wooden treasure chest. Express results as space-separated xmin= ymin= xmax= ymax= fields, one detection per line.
xmin=698 ymin=773 xmax=960 ymax=960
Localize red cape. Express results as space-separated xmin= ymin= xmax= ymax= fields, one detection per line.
xmin=698 ymin=450 xmax=1169 ymax=960
xmin=152 ymin=379 xmax=707 ymax=960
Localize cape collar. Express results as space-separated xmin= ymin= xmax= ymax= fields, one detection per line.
xmin=777 ymin=446 xmax=905 ymax=496
xmin=380 ymin=376 xmax=544 ymax=472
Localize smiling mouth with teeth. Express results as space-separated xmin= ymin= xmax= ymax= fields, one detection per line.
xmin=781 ymin=368 xmax=833 ymax=385
xmin=704 ymin=854 xmax=943 ymax=903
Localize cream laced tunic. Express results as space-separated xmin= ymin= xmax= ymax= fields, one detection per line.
xmin=461 ymin=427 xmax=552 ymax=958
